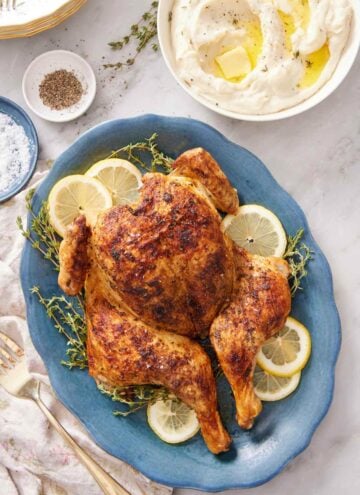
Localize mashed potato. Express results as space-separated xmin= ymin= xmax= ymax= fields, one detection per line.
xmin=171 ymin=0 xmax=353 ymax=114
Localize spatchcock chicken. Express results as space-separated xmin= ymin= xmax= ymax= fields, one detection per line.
xmin=58 ymin=148 xmax=291 ymax=454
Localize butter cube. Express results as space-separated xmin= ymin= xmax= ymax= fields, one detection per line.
xmin=215 ymin=46 xmax=252 ymax=79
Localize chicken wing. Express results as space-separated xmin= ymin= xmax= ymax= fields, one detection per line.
xmin=210 ymin=246 xmax=291 ymax=429
xmin=58 ymin=215 xmax=90 ymax=295
xmin=172 ymin=148 xmax=239 ymax=214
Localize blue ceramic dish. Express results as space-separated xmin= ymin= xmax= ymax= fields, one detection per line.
xmin=20 ymin=115 xmax=341 ymax=491
xmin=0 ymin=96 xmax=39 ymax=203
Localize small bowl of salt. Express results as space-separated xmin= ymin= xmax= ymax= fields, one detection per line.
xmin=0 ymin=97 xmax=39 ymax=203
xmin=22 ymin=50 xmax=96 ymax=123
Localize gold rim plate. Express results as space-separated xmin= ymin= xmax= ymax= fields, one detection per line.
xmin=0 ymin=0 xmax=87 ymax=39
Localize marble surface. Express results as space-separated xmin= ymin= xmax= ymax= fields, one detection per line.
xmin=0 ymin=1 xmax=359 ymax=494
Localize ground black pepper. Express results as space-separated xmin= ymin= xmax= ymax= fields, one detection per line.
xmin=39 ymin=69 xmax=84 ymax=110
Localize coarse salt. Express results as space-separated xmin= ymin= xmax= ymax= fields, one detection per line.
xmin=0 ymin=113 xmax=31 ymax=194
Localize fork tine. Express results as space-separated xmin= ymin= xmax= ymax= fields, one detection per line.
xmin=0 ymin=331 xmax=24 ymax=357
xmin=0 ymin=356 xmax=10 ymax=370
xmin=0 ymin=346 xmax=16 ymax=364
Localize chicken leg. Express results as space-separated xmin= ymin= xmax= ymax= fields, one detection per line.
xmin=86 ymin=269 xmax=231 ymax=454
xmin=58 ymin=216 xmax=231 ymax=454
xmin=172 ymin=148 xmax=239 ymax=214
xmin=210 ymin=246 xmax=291 ymax=429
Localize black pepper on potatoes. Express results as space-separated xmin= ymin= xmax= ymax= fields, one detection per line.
xmin=39 ymin=69 xmax=84 ymax=110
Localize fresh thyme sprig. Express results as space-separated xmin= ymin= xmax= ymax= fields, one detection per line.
xmin=284 ymin=228 xmax=313 ymax=297
xmin=104 ymin=1 xmax=159 ymax=70
xmin=30 ymin=287 xmax=87 ymax=369
xmin=107 ymin=133 xmax=174 ymax=173
xmin=17 ymin=190 xmax=60 ymax=271
xmin=98 ymin=383 xmax=171 ymax=416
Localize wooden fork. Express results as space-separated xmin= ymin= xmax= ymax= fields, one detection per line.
xmin=0 ymin=330 xmax=131 ymax=495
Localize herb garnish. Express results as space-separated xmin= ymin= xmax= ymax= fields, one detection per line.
xmin=107 ymin=132 xmax=174 ymax=173
xmin=17 ymin=190 xmax=60 ymax=271
xmin=284 ymin=228 xmax=313 ymax=296
xmin=31 ymin=287 xmax=87 ymax=370
xmin=98 ymin=383 xmax=171 ymax=416
xmin=104 ymin=1 xmax=159 ymax=70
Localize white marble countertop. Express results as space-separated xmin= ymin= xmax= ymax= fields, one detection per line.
xmin=0 ymin=1 xmax=359 ymax=494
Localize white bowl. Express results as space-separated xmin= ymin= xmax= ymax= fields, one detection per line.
xmin=22 ymin=50 xmax=96 ymax=123
xmin=158 ymin=0 xmax=360 ymax=121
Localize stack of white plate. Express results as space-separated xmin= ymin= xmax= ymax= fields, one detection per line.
xmin=0 ymin=0 xmax=87 ymax=39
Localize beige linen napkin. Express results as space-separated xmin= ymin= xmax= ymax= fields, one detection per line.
xmin=0 ymin=165 xmax=172 ymax=495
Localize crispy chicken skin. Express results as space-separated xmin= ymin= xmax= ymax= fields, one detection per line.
xmin=92 ymin=172 xmax=235 ymax=338
xmin=58 ymin=147 xmax=291 ymax=453
xmin=58 ymin=215 xmax=90 ymax=295
xmin=85 ymin=270 xmax=231 ymax=454
xmin=210 ymin=246 xmax=291 ymax=429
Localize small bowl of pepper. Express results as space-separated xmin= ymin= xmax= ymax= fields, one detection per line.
xmin=22 ymin=50 xmax=96 ymax=123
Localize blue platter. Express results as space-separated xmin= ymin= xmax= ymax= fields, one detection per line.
xmin=20 ymin=115 xmax=341 ymax=491
xmin=0 ymin=96 xmax=39 ymax=203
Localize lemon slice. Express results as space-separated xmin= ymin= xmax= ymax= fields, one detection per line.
xmin=257 ymin=317 xmax=312 ymax=377
xmin=221 ymin=204 xmax=287 ymax=257
xmin=147 ymin=398 xmax=200 ymax=444
xmin=85 ymin=158 xmax=142 ymax=205
xmin=48 ymin=175 xmax=112 ymax=237
xmin=254 ymin=364 xmax=301 ymax=401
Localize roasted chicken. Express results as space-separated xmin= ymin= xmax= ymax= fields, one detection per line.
xmin=91 ymin=169 xmax=236 ymax=339
xmin=58 ymin=147 xmax=291 ymax=454
xmin=210 ymin=246 xmax=291 ymax=429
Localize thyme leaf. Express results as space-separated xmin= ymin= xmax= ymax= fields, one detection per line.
xmin=107 ymin=133 xmax=174 ymax=173
xmin=284 ymin=228 xmax=313 ymax=297
xmin=104 ymin=1 xmax=159 ymax=70
xmin=17 ymin=190 xmax=60 ymax=271
xmin=30 ymin=287 xmax=87 ymax=369
xmin=97 ymin=383 xmax=171 ymax=416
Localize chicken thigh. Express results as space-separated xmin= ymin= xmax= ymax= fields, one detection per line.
xmin=86 ymin=267 xmax=231 ymax=454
